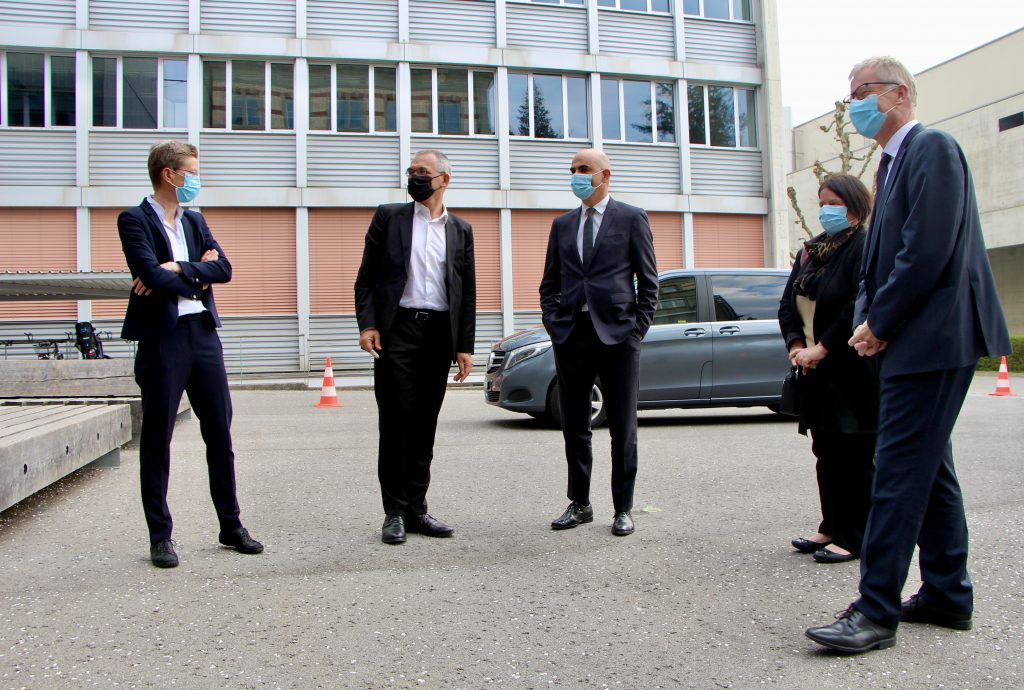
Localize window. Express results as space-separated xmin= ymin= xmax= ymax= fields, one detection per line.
xmin=598 ymin=0 xmax=671 ymax=13
xmin=710 ymin=275 xmax=786 ymax=321
xmin=653 ymin=276 xmax=698 ymax=326
xmin=92 ymin=56 xmax=187 ymax=129
xmin=601 ymin=78 xmax=675 ymax=144
xmin=683 ymin=0 xmax=750 ymax=20
xmin=308 ymin=63 xmax=397 ymax=134
xmin=530 ymin=0 xmax=585 ymax=5
xmin=410 ymin=67 xmax=495 ymax=136
xmin=508 ymin=73 xmax=588 ymax=140
xmin=687 ymin=84 xmax=757 ymax=148
xmin=202 ymin=60 xmax=294 ymax=131
xmin=2 ymin=52 xmax=75 ymax=127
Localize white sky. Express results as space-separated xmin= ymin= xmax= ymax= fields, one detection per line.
xmin=776 ymin=1 xmax=1024 ymax=125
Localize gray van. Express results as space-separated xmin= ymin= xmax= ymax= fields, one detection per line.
xmin=484 ymin=268 xmax=792 ymax=426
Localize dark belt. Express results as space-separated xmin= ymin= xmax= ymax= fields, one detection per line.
xmin=397 ymin=307 xmax=448 ymax=322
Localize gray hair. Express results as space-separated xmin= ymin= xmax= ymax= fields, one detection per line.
xmin=414 ymin=149 xmax=452 ymax=175
xmin=849 ymin=56 xmax=918 ymax=107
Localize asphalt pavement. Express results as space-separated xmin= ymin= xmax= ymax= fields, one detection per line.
xmin=1 ymin=374 xmax=1021 ymax=689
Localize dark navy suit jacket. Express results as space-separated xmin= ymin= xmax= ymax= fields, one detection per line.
xmin=118 ymin=200 xmax=231 ymax=340
xmin=856 ymin=125 xmax=1010 ymax=377
xmin=539 ymin=197 xmax=659 ymax=346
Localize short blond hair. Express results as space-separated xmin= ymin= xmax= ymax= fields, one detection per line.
xmin=148 ymin=140 xmax=198 ymax=189
xmin=849 ymin=56 xmax=918 ymax=107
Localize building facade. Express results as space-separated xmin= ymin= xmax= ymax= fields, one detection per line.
xmin=0 ymin=0 xmax=787 ymax=373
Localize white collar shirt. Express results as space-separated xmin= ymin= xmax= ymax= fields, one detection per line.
xmin=146 ymin=196 xmax=205 ymax=316
xmin=399 ymin=201 xmax=449 ymax=311
xmin=881 ymin=119 xmax=920 ymax=188
xmin=576 ymin=194 xmax=611 ymax=261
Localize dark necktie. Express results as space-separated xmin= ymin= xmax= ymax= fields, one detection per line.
xmin=875 ymin=152 xmax=893 ymax=203
xmin=582 ymin=207 xmax=596 ymax=265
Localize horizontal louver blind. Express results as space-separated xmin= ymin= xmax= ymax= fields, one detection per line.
xmin=648 ymin=212 xmax=683 ymax=272
xmin=0 ymin=209 xmax=77 ymax=320
xmin=511 ymin=210 xmax=559 ymax=311
xmin=692 ymin=214 xmax=764 ymax=268
xmin=91 ymin=208 xmax=130 ymax=319
xmin=450 ymin=209 xmax=500 ymax=311
xmin=308 ymin=208 xmax=376 ymax=315
xmin=199 ymin=209 xmax=297 ymax=315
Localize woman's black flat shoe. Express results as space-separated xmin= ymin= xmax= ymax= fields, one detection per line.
xmin=792 ymin=537 xmax=831 ymax=554
xmin=813 ymin=548 xmax=857 ymax=563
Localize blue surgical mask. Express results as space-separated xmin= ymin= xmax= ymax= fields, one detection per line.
xmin=571 ymin=171 xmax=604 ymax=200
xmin=849 ymin=89 xmax=896 ymax=138
xmin=818 ymin=205 xmax=851 ymax=236
xmin=173 ymin=173 xmax=201 ymax=203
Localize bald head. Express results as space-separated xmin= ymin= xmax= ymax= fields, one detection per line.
xmin=570 ymin=148 xmax=611 ymax=206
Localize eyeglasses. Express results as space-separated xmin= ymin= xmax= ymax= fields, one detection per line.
xmin=171 ymin=168 xmax=199 ymax=177
xmin=842 ymin=82 xmax=899 ymax=106
xmin=406 ymin=167 xmax=438 ymax=177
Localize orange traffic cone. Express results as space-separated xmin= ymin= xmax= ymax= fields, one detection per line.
xmin=315 ymin=356 xmax=344 ymax=408
xmin=989 ymin=356 xmax=1015 ymax=397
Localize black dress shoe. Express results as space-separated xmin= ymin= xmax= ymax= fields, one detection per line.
xmin=792 ymin=537 xmax=831 ymax=554
xmin=901 ymin=593 xmax=973 ymax=630
xmin=805 ymin=606 xmax=896 ymax=653
xmin=406 ymin=513 xmax=454 ymax=538
xmin=551 ymin=502 xmax=594 ymax=530
xmin=612 ymin=511 xmax=634 ymax=536
xmin=382 ymin=515 xmax=406 ymax=544
xmin=150 ymin=539 xmax=179 ymax=568
xmin=219 ymin=527 xmax=264 ymax=554
xmin=813 ymin=547 xmax=857 ymax=564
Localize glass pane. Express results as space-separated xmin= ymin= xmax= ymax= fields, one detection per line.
xmin=704 ymin=0 xmax=729 ymax=19
xmin=651 ymin=0 xmax=670 ymax=11
xmin=564 ymin=0 xmax=585 ymax=4
xmin=683 ymin=0 xmax=700 ymax=13
xmin=123 ymin=57 xmax=157 ymax=129
xmin=203 ymin=60 xmax=226 ymax=128
xmin=410 ymin=68 xmax=433 ymax=133
xmin=532 ymin=74 xmax=563 ymax=138
xmin=472 ymin=71 xmax=495 ymax=135
xmin=687 ymin=84 xmax=705 ymax=144
xmin=374 ymin=66 xmax=397 ymax=132
xmin=7 ymin=53 xmax=45 ymax=127
xmin=437 ymin=68 xmax=468 ymax=135
xmin=232 ymin=60 xmax=265 ymax=130
xmin=308 ymin=64 xmax=331 ymax=131
xmin=620 ymin=0 xmax=646 ymax=10
xmin=270 ymin=63 xmax=293 ymax=129
xmin=652 ymin=277 xmax=698 ymax=326
xmin=738 ymin=88 xmax=756 ymax=147
xmin=655 ymin=82 xmax=674 ymax=143
xmin=711 ymin=275 xmax=787 ymax=321
xmin=50 ymin=56 xmax=75 ymax=126
xmin=163 ymin=59 xmax=187 ymax=128
xmin=336 ymin=64 xmax=368 ymax=132
xmin=597 ymin=0 xmax=615 ymax=6
xmin=508 ymin=72 xmax=529 ymax=136
xmin=566 ymin=76 xmax=588 ymax=139
xmin=732 ymin=0 xmax=751 ymax=20
xmin=92 ymin=57 xmax=117 ymax=127
xmin=708 ymin=85 xmax=735 ymax=147
xmin=600 ymin=78 xmax=620 ymax=140
xmin=623 ymin=80 xmax=651 ymax=143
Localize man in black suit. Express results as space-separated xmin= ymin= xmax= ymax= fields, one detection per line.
xmin=118 ymin=140 xmax=263 ymax=568
xmin=805 ymin=57 xmax=1010 ymax=653
xmin=355 ymin=149 xmax=476 ymax=545
xmin=540 ymin=148 xmax=658 ymax=537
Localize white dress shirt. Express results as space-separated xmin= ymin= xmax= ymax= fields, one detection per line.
xmin=576 ymin=194 xmax=611 ymax=261
xmin=399 ymin=201 xmax=449 ymax=311
xmin=146 ymin=196 xmax=205 ymax=316
xmin=881 ymin=119 xmax=920 ymax=188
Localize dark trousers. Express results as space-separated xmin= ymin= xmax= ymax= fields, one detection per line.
xmin=375 ymin=308 xmax=453 ymax=516
xmin=810 ymin=430 xmax=875 ymax=555
xmin=134 ymin=314 xmax=242 ymax=544
xmin=552 ymin=313 xmax=641 ymax=513
xmin=854 ymin=364 xmax=975 ymax=629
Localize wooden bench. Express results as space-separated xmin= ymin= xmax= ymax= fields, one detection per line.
xmin=0 ymin=403 xmax=131 ymax=513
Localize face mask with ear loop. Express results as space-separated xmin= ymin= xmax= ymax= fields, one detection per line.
xmin=849 ymin=86 xmax=899 ymax=138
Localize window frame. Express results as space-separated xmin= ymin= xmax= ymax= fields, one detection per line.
xmin=682 ymin=0 xmax=752 ymax=22
xmin=686 ymin=83 xmax=758 ymax=150
xmin=597 ymin=0 xmax=672 ymax=15
xmin=91 ymin=54 xmax=188 ymax=130
xmin=601 ymin=77 xmax=677 ymax=146
xmin=522 ymin=0 xmax=587 ymax=7
xmin=0 ymin=51 xmax=77 ymax=129
xmin=201 ymin=59 xmax=295 ymax=132
xmin=410 ymin=66 xmax=497 ymax=138
xmin=508 ymin=71 xmax=589 ymax=141
xmin=307 ymin=62 xmax=398 ymax=135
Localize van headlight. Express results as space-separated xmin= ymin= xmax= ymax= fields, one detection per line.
xmin=503 ymin=341 xmax=552 ymax=372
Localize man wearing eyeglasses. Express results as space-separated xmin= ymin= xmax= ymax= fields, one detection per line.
xmin=805 ymin=57 xmax=1010 ymax=654
xmin=355 ymin=149 xmax=476 ymax=545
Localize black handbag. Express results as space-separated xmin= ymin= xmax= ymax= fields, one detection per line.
xmin=779 ymin=366 xmax=800 ymax=417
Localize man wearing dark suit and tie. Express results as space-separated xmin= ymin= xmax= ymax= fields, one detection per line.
xmin=540 ymin=148 xmax=658 ymax=537
xmin=118 ymin=141 xmax=263 ymax=568
xmin=805 ymin=57 xmax=1010 ymax=653
xmin=355 ymin=150 xmax=476 ymax=545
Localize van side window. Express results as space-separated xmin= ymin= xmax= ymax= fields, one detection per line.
xmin=711 ymin=275 xmax=788 ymax=321
xmin=653 ymin=276 xmax=698 ymax=326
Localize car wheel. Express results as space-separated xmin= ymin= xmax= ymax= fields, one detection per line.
xmin=548 ymin=380 xmax=607 ymax=429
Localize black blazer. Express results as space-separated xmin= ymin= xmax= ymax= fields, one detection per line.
xmin=118 ymin=200 xmax=231 ymax=340
xmin=539 ymin=198 xmax=659 ymax=346
xmin=779 ymin=230 xmax=878 ymax=434
xmin=354 ymin=202 xmax=476 ymax=358
xmin=856 ymin=124 xmax=1010 ymax=377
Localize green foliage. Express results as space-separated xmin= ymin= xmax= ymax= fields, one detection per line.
xmin=976 ymin=336 xmax=1024 ymax=372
